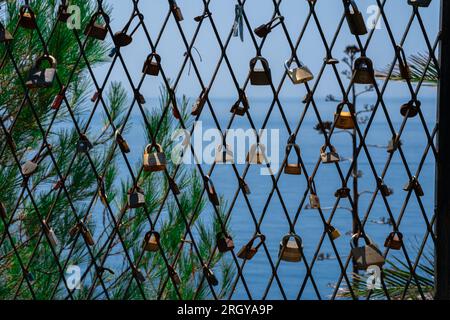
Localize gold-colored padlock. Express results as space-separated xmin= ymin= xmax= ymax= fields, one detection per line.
xmin=143 ymin=144 xmax=167 ymax=172
xmin=285 ymin=59 xmax=313 ymax=85
xmin=334 ymin=102 xmax=355 ymax=130
xmin=284 ymin=143 xmax=302 ymax=175
xmin=142 ymin=231 xmax=160 ymax=252
xmin=326 ymin=224 xmax=341 ymax=241
xmin=279 ymin=233 xmax=303 ymax=262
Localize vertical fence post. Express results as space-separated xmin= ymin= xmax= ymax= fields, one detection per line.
xmin=436 ymin=0 xmax=450 ymax=300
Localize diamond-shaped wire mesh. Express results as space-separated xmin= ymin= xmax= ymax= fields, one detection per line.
xmin=0 ymin=0 xmax=441 ymax=300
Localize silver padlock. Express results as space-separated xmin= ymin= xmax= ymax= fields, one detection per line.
xmin=284 ymin=59 xmax=313 ymax=85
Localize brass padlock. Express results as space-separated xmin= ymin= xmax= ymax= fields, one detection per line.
xmin=203 ymin=265 xmax=219 ymax=287
xmin=217 ymin=232 xmax=235 ymax=253
xmin=237 ymin=234 xmax=265 ymax=260
xmin=249 ymin=57 xmax=272 ymax=86
xmin=204 ymin=175 xmax=219 ymax=206
xmin=309 ymin=178 xmax=320 ymax=209
xmin=239 ymin=177 xmax=251 ymax=195
xmin=335 ymin=187 xmax=350 ymax=198
xmin=254 ymin=16 xmax=283 ymax=38
xmin=247 ymin=143 xmax=267 ymax=164
xmin=142 ymin=53 xmax=161 ymax=76
xmin=0 ymin=24 xmax=13 ymax=43
xmin=285 ymin=59 xmax=314 ymax=85
xmin=400 ymin=100 xmax=420 ymax=118
xmin=279 ymin=233 xmax=303 ymax=262
xmin=142 ymin=231 xmax=160 ymax=252
xmin=18 ymin=5 xmax=37 ymax=30
xmin=326 ymin=224 xmax=341 ymax=241
xmin=128 ymin=186 xmax=145 ymax=209
xmin=0 ymin=202 xmax=7 ymax=220
xmin=353 ymin=56 xmax=375 ymax=85
xmin=170 ymin=0 xmax=184 ymax=22
xmin=384 ymin=231 xmax=403 ymax=250
xmin=351 ymin=233 xmax=385 ymax=270
xmin=284 ymin=143 xmax=302 ymax=175
xmin=113 ymin=31 xmax=132 ymax=47
xmin=26 ymin=55 xmax=57 ymax=89
xmin=84 ymin=12 xmax=110 ymax=40
xmin=344 ymin=0 xmax=367 ymax=36
xmin=79 ymin=222 xmax=95 ymax=246
xmin=397 ymin=46 xmax=411 ymax=81
xmin=42 ymin=220 xmax=59 ymax=248
xmin=403 ymin=176 xmax=424 ymax=196
xmin=168 ymin=266 xmax=181 ymax=285
xmin=115 ymin=130 xmax=130 ymax=153
xmin=132 ymin=266 xmax=146 ymax=283
xmin=22 ymin=160 xmax=38 ymax=177
xmin=334 ymin=102 xmax=355 ymax=129
xmin=191 ymin=88 xmax=209 ymax=116
xmin=230 ymin=89 xmax=250 ymax=116
xmin=408 ymin=0 xmax=431 ymax=8
xmin=143 ymin=144 xmax=167 ymax=172
xmin=320 ymin=144 xmax=340 ymax=164
xmin=215 ymin=144 xmax=234 ymax=164
xmin=77 ymin=133 xmax=93 ymax=153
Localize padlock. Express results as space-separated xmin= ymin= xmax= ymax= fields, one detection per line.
xmin=98 ymin=180 xmax=108 ymax=206
xmin=230 ymin=89 xmax=250 ymax=116
xmin=254 ymin=16 xmax=283 ymax=38
xmin=169 ymin=177 xmax=181 ymax=195
xmin=113 ymin=31 xmax=132 ymax=47
xmin=334 ymin=187 xmax=350 ymax=198
xmin=194 ymin=11 xmax=212 ymax=22
xmin=168 ymin=266 xmax=181 ymax=285
xmin=344 ymin=0 xmax=367 ymax=36
xmin=326 ymin=224 xmax=341 ymax=241
xmin=51 ymin=87 xmax=66 ymax=110
xmin=284 ymin=59 xmax=314 ymax=85
xmin=377 ymin=177 xmax=392 ymax=197
xmin=22 ymin=160 xmax=38 ymax=177
xmin=203 ymin=265 xmax=219 ymax=286
xmin=128 ymin=186 xmax=146 ymax=209
xmin=142 ymin=231 xmax=160 ymax=252
xmin=408 ymin=0 xmax=431 ymax=7
xmin=26 ymin=55 xmax=57 ymax=89
xmin=77 ymin=133 xmax=93 ymax=153
xmin=400 ymin=100 xmax=420 ymax=118
xmin=91 ymin=91 xmax=100 ymax=102
xmin=0 ymin=202 xmax=7 ymax=220
xmin=204 ymin=175 xmax=219 ymax=206
xmin=215 ymin=144 xmax=234 ymax=164
xmin=57 ymin=3 xmax=73 ymax=23
xmin=115 ymin=130 xmax=130 ymax=153
xmin=84 ymin=12 xmax=110 ymax=41
xmin=397 ymin=46 xmax=411 ymax=81
xmin=79 ymin=222 xmax=95 ymax=246
xmin=384 ymin=231 xmax=403 ymax=250
xmin=191 ymin=88 xmax=209 ymax=116
xmin=42 ymin=220 xmax=59 ymax=248
xmin=309 ymin=178 xmax=320 ymax=209
xmin=353 ymin=56 xmax=375 ymax=85
xmin=18 ymin=5 xmax=37 ymax=29
xmin=387 ymin=134 xmax=400 ymax=153
xmin=320 ymin=145 xmax=340 ymax=164
xmin=217 ymin=232 xmax=235 ymax=253
xmin=170 ymin=0 xmax=184 ymax=22
xmin=334 ymin=102 xmax=355 ymax=129
xmin=132 ymin=266 xmax=146 ymax=283
xmin=0 ymin=24 xmax=13 ymax=43
xmin=135 ymin=91 xmax=146 ymax=104
xmin=403 ymin=176 xmax=424 ymax=196
xmin=143 ymin=144 xmax=167 ymax=172
xmin=279 ymin=233 xmax=303 ymax=262
xmin=247 ymin=143 xmax=267 ymax=164
xmin=142 ymin=53 xmax=161 ymax=76
xmin=249 ymin=57 xmax=272 ymax=86
xmin=239 ymin=177 xmax=251 ymax=195
xmin=284 ymin=143 xmax=302 ymax=175
xmin=351 ymin=233 xmax=385 ymax=270
xmin=237 ymin=234 xmax=265 ymax=260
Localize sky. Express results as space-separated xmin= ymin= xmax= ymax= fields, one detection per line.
xmin=95 ymin=0 xmax=441 ymax=99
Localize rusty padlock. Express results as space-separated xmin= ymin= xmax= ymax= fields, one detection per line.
xmin=334 ymin=101 xmax=355 ymax=129
xmin=51 ymin=87 xmax=66 ymax=110
xmin=115 ymin=130 xmax=130 ymax=153
xmin=169 ymin=0 xmax=184 ymax=22
xmin=128 ymin=186 xmax=145 ymax=209
xmin=344 ymin=0 xmax=367 ymax=36
xmin=217 ymin=232 xmax=235 ymax=253
xmin=142 ymin=53 xmax=161 ymax=76
xmin=320 ymin=144 xmax=340 ymax=164
xmin=191 ymin=88 xmax=209 ymax=116
xmin=351 ymin=233 xmax=385 ymax=270
xmin=384 ymin=231 xmax=403 ymax=250
xmin=26 ymin=55 xmax=57 ymax=89
xmin=335 ymin=187 xmax=350 ymax=198
xmin=203 ymin=265 xmax=219 ymax=286
xmin=230 ymin=89 xmax=250 ymax=116
xmin=204 ymin=175 xmax=219 ymax=206
xmin=142 ymin=231 xmax=160 ymax=252
xmin=84 ymin=11 xmax=110 ymax=41
xmin=113 ymin=31 xmax=133 ymax=47
xmin=279 ymin=233 xmax=303 ymax=262
xmin=284 ymin=143 xmax=302 ymax=175
xmin=19 ymin=5 xmax=37 ymax=29
xmin=249 ymin=56 xmax=272 ymax=86
xmin=143 ymin=144 xmax=167 ymax=172
xmin=400 ymin=100 xmax=420 ymax=118
xmin=237 ymin=234 xmax=265 ymax=260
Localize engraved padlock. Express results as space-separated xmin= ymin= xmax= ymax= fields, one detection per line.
xmin=247 ymin=143 xmax=267 ymax=164
xmin=237 ymin=234 xmax=265 ymax=260
xmin=84 ymin=11 xmax=110 ymax=41
xmin=384 ymin=231 xmax=403 ymax=250
xmin=285 ymin=59 xmax=314 ymax=85
xmin=142 ymin=231 xmax=160 ymax=252
xmin=284 ymin=143 xmax=302 ymax=175
xmin=353 ymin=56 xmax=375 ymax=85
xmin=215 ymin=144 xmax=234 ymax=164
xmin=26 ymin=55 xmax=57 ymax=89
xmin=344 ymin=0 xmax=367 ymax=36
xmin=249 ymin=56 xmax=272 ymax=86
xmin=320 ymin=144 xmax=340 ymax=164
xmin=142 ymin=53 xmax=161 ymax=76
xmin=279 ymin=233 xmax=303 ymax=262
xmin=334 ymin=101 xmax=355 ymax=129
xmin=143 ymin=144 xmax=167 ymax=172
xmin=19 ymin=5 xmax=37 ymax=29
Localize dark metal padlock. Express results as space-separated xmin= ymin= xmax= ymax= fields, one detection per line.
xmin=115 ymin=130 xmax=130 ymax=153
xmin=113 ymin=31 xmax=133 ymax=47
xmin=128 ymin=186 xmax=145 ymax=209
xmin=387 ymin=134 xmax=400 ymax=153
xmin=217 ymin=232 xmax=235 ymax=253
xmin=334 ymin=187 xmax=350 ymax=198
xmin=57 ymin=4 xmax=73 ymax=22
xmin=19 ymin=6 xmax=37 ymax=29
xmin=168 ymin=266 xmax=181 ymax=285
xmin=135 ymin=91 xmax=146 ymax=104
xmin=254 ymin=16 xmax=283 ymax=38
xmin=384 ymin=231 xmax=403 ymax=250
xmin=377 ymin=177 xmax=393 ymax=197
xmin=132 ymin=266 xmax=146 ymax=283
xmin=351 ymin=233 xmax=385 ymax=270
xmin=353 ymin=56 xmax=375 ymax=84
xmin=238 ymin=177 xmax=251 ymax=195
xmin=279 ymin=233 xmax=303 ymax=263
xmin=0 ymin=24 xmax=13 ymax=43
xmin=249 ymin=56 xmax=272 ymax=86
xmin=237 ymin=234 xmax=265 ymax=260
xmin=408 ymin=0 xmax=431 ymax=7
xmin=84 ymin=12 xmax=110 ymax=41
xmin=142 ymin=53 xmax=161 ymax=76
xmin=26 ymin=55 xmax=57 ymax=89
xmin=400 ymin=100 xmax=420 ymax=118
xmin=284 ymin=143 xmax=302 ymax=175
xmin=403 ymin=176 xmax=424 ymax=196
xmin=142 ymin=231 xmax=160 ymax=252
xmin=397 ymin=46 xmax=411 ymax=81
xmin=191 ymin=88 xmax=209 ymax=116
xmin=230 ymin=89 xmax=249 ymax=116
xmin=77 ymin=134 xmax=93 ymax=153
xmin=203 ymin=265 xmax=219 ymax=287
xmin=345 ymin=0 xmax=367 ymax=36
xmin=170 ymin=0 xmax=184 ymax=22
xmin=204 ymin=175 xmax=219 ymax=206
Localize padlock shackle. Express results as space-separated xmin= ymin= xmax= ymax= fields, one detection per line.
xmin=20 ymin=4 xmax=35 ymax=15
xmin=350 ymin=232 xmax=373 ymax=248
xmin=284 ymin=58 xmax=305 ymax=73
xmin=144 ymin=231 xmax=161 ymax=243
xmin=281 ymin=233 xmax=303 ymax=248
xmin=285 ymin=143 xmax=301 ymax=165
xmin=146 ymin=52 xmax=161 ymax=63
xmin=336 ymin=101 xmax=355 ymax=114
xmin=320 ymin=144 xmax=337 ymax=154
xmin=344 ymin=0 xmax=361 ymax=15
xmin=145 ymin=143 xmax=163 ymax=154
xmin=388 ymin=231 xmax=403 ymax=240
xmin=250 ymin=56 xmax=270 ymax=71
xmin=89 ymin=11 xmax=111 ymax=25
xmin=34 ymin=55 xmax=57 ymax=69
xmin=245 ymin=233 xmax=266 ymax=251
